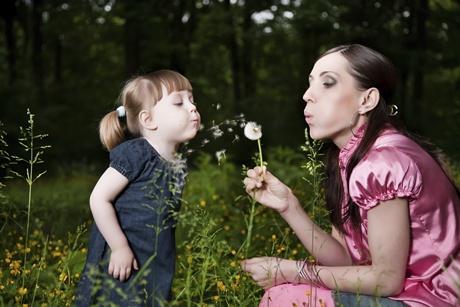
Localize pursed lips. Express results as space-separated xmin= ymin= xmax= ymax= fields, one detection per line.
xmin=190 ymin=118 xmax=200 ymax=126
xmin=304 ymin=112 xmax=313 ymax=124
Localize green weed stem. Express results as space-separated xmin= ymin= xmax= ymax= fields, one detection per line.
xmin=8 ymin=110 xmax=50 ymax=300
xmin=244 ymin=194 xmax=257 ymax=259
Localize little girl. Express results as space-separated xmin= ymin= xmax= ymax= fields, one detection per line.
xmin=74 ymin=70 xmax=200 ymax=306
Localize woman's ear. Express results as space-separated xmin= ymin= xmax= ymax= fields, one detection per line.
xmin=359 ymin=88 xmax=380 ymax=114
xmin=139 ymin=110 xmax=157 ymax=130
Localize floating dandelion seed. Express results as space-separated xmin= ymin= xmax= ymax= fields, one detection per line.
xmin=182 ymin=113 xmax=247 ymax=165
xmin=215 ymin=149 xmax=226 ymax=165
xmin=212 ymin=127 xmax=224 ymax=139
xmin=244 ymin=122 xmax=262 ymax=140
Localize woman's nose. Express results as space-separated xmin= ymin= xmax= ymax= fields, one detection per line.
xmin=302 ymin=87 xmax=312 ymax=103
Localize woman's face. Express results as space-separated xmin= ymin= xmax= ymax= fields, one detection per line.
xmin=302 ymin=52 xmax=367 ymax=149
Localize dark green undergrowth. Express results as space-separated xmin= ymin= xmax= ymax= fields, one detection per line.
xmin=1 ymin=113 xmax=458 ymax=306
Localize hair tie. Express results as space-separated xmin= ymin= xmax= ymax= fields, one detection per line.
xmin=117 ymin=106 xmax=126 ymax=117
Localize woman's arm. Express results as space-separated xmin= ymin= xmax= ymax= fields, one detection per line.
xmin=243 ymin=197 xmax=410 ymax=297
xmin=90 ymin=167 xmax=138 ymax=281
xmin=279 ymin=196 xmax=353 ymax=266
xmin=318 ymin=197 xmax=410 ymax=296
xmin=244 ymin=166 xmax=351 ymax=265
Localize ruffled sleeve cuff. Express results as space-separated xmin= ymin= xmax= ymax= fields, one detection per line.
xmin=349 ymin=146 xmax=422 ymax=210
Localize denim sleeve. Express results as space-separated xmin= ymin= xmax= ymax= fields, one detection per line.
xmin=109 ymin=140 xmax=145 ymax=182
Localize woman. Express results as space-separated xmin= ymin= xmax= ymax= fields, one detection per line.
xmin=242 ymin=44 xmax=460 ymax=307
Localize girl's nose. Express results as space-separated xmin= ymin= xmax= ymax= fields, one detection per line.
xmin=188 ymin=100 xmax=197 ymax=112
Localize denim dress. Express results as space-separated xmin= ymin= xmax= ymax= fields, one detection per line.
xmin=74 ymin=138 xmax=187 ymax=307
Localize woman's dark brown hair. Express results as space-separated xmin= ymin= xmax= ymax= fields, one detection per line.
xmin=321 ymin=44 xmax=458 ymax=234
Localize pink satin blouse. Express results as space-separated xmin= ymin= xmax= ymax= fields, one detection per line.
xmin=339 ymin=125 xmax=460 ymax=306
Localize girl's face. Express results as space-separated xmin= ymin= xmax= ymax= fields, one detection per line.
xmin=152 ymin=86 xmax=201 ymax=145
xmin=302 ymin=52 xmax=367 ymax=149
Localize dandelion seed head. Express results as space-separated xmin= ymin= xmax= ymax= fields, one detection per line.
xmin=244 ymin=122 xmax=262 ymax=140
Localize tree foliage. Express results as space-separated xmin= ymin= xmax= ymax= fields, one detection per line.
xmin=1 ymin=0 xmax=459 ymax=169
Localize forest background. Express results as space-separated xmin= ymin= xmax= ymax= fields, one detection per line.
xmin=1 ymin=0 xmax=460 ymax=170
xmin=1 ymin=0 xmax=460 ymax=305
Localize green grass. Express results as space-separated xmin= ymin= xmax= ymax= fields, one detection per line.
xmin=1 ymin=112 xmax=458 ymax=306
xmin=0 ymin=111 xmax=322 ymax=306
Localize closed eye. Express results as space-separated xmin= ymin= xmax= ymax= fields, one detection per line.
xmin=323 ymin=79 xmax=336 ymax=88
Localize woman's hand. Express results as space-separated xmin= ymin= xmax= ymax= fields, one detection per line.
xmin=108 ymin=245 xmax=139 ymax=282
xmin=243 ymin=166 xmax=293 ymax=213
xmin=241 ymin=257 xmax=293 ymax=289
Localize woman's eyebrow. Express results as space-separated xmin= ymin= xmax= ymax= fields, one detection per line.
xmin=309 ymin=71 xmax=339 ymax=81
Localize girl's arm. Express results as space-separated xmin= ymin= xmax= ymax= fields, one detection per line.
xmin=243 ymin=197 xmax=410 ymax=297
xmin=90 ymin=167 xmax=139 ymax=281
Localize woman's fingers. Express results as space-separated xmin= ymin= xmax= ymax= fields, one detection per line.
xmin=244 ymin=168 xmax=266 ymax=192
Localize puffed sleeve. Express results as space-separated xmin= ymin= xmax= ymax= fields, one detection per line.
xmin=349 ymin=146 xmax=422 ymax=210
xmin=109 ymin=140 xmax=147 ymax=182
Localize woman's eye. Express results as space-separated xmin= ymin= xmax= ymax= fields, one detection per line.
xmin=323 ymin=80 xmax=336 ymax=88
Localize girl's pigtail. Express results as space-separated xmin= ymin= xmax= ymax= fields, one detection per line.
xmin=99 ymin=110 xmax=127 ymax=151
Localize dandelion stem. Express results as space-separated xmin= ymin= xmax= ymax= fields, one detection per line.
xmin=257 ymin=138 xmax=264 ymax=180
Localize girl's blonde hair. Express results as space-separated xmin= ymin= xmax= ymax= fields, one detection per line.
xmin=99 ymin=70 xmax=192 ymax=151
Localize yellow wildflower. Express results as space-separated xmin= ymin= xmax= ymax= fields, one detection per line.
xmin=217 ymin=280 xmax=227 ymax=292
xmin=18 ymin=287 xmax=28 ymax=295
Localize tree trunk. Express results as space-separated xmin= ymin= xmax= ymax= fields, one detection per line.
xmin=412 ymin=0 xmax=427 ymax=118
xmin=242 ymin=3 xmax=254 ymax=98
xmin=31 ymin=0 xmax=44 ymax=93
xmin=224 ymin=0 xmax=242 ymax=112
xmin=54 ymin=35 xmax=62 ymax=84
xmin=1 ymin=0 xmax=18 ymax=85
